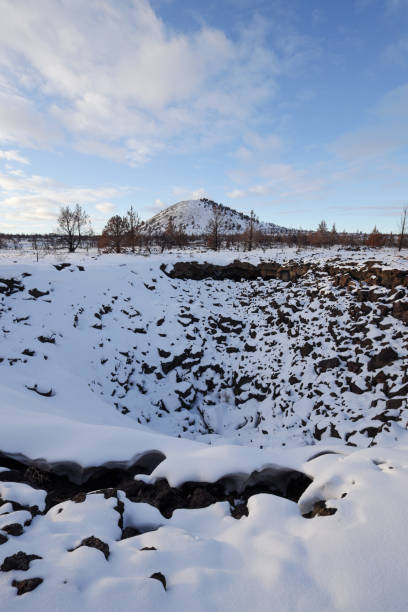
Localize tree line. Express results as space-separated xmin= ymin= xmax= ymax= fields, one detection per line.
xmin=1 ymin=204 xmax=407 ymax=253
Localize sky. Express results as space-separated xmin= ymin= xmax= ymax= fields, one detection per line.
xmin=0 ymin=0 xmax=407 ymax=234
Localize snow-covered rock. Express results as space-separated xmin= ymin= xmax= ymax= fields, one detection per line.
xmin=1 ymin=245 xmax=408 ymax=610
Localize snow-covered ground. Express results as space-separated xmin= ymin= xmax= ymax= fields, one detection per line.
xmin=1 ymin=246 xmax=408 ymax=610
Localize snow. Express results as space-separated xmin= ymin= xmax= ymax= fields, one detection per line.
xmin=1 ymin=245 xmax=408 ymax=610
xmin=0 ymin=483 xmax=46 ymax=512
xmin=0 ymin=509 xmax=32 ymax=529
xmin=2 ymin=451 xmax=408 ymax=610
xmin=142 ymin=199 xmax=287 ymax=235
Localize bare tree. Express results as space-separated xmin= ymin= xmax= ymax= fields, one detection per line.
xmin=398 ymin=206 xmax=407 ymax=251
xmin=159 ymin=218 xmax=187 ymax=251
xmin=31 ymin=234 xmax=41 ymax=261
xmin=206 ymin=204 xmax=227 ymax=251
xmin=11 ymin=235 xmax=21 ymax=250
xmin=31 ymin=234 xmax=39 ymax=251
xmin=57 ymin=204 xmax=90 ymax=252
xmin=127 ymin=206 xmax=141 ymax=253
xmin=164 ymin=216 xmax=176 ymax=250
xmin=142 ymin=223 xmax=154 ymax=254
xmin=100 ymin=215 xmax=129 ymax=253
xmin=246 ymin=209 xmax=259 ymax=251
xmin=174 ymin=222 xmax=187 ymax=249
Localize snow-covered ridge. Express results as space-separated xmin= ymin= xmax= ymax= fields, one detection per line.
xmin=142 ymin=199 xmax=288 ymax=235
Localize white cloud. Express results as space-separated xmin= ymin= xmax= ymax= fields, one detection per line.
xmin=227 ymin=163 xmax=325 ymax=203
xmin=243 ymin=132 xmax=282 ymax=152
xmin=0 ymin=90 xmax=61 ymax=148
xmin=233 ymin=147 xmax=253 ymax=161
xmin=0 ymin=0 xmax=315 ymax=164
xmin=95 ymin=202 xmax=115 ymax=214
xmin=232 ymin=132 xmax=281 ymax=162
xmin=0 ymin=150 xmax=29 ymax=164
xmin=172 ymin=186 xmax=208 ymax=200
xmin=143 ymin=198 xmax=167 ymax=214
xmin=6 ymin=167 xmax=25 ymax=176
xmin=249 ymin=184 xmax=270 ymax=195
xmin=0 ymin=168 xmax=124 ymax=232
xmin=191 ymin=188 xmax=208 ymax=200
xmin=227 ymin=189 xmax=246 ymax=198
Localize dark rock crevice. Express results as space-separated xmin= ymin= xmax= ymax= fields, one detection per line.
xmin=117 ymin=466 xmax=312 ymax=520
xmin=0 ymin=450 xmax=166 ymax=487
xmin=1 ymin=453 xmax=312 ymax=522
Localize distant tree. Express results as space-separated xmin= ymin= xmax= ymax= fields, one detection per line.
xmin=164 ymin=217 xmax=176 ymax=250
xmin=83 ymin=224 xmax=96 ymax=252
xmin=57 ymin=204 xmax=90 ymax=252
xmin=142 ymin=223 xmax=154 ymax=254
xmin=10 ymin=235 xmax=21 ymax=250
xmin=386 ymin=232 xmax=395 ymax=248
xmin=127 ymin=206 xmax=141 ymax=253
xmin=398 ymin=206 xmax=407 ymax=251
xmin=206 ymin=204 xmax=227 ymax=251
xmin=30 ymin=234 xmax=42 ymax=261
xmin=156 ymin=218 xmax=173 ymax=253
xmin=174 ymin=222 xmax=187 ymax=249
xmin=367 ymin=226 xmax=384 ymax=248
xmin=100 ymin=215 xmax=129 ymax=253
xmin=246 ymin=210 xmax=259 ymax=251
xmin=311 ymin=219 xmax=330 ymax=247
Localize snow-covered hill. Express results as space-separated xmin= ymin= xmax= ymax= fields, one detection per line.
xmin=1 ymin=246 xmax=408 ymax=611
xmin=142 ymin=198 xmax=288 ymax=235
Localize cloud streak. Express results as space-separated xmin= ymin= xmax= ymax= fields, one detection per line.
xmin=228 ymin=163 xmax=325 ymax=202
xmin=0 ymin=150 xmax=29 ymax=164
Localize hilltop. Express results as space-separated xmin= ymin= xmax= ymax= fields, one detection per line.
xmin=141 ymin=198 xmax=288 ymax=235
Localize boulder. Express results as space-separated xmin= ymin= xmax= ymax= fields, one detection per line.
xmin=368 ymin=347 xmax=399 ymax=371
xmin=316 ymin=357 xmax=340 ymax=372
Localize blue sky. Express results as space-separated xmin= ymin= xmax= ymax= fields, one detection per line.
xmin=0 ymin=0 xmax=407 ymax=233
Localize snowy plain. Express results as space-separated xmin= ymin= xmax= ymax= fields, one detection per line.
xmin=0 ymin=245 xmax=408 ymax=611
